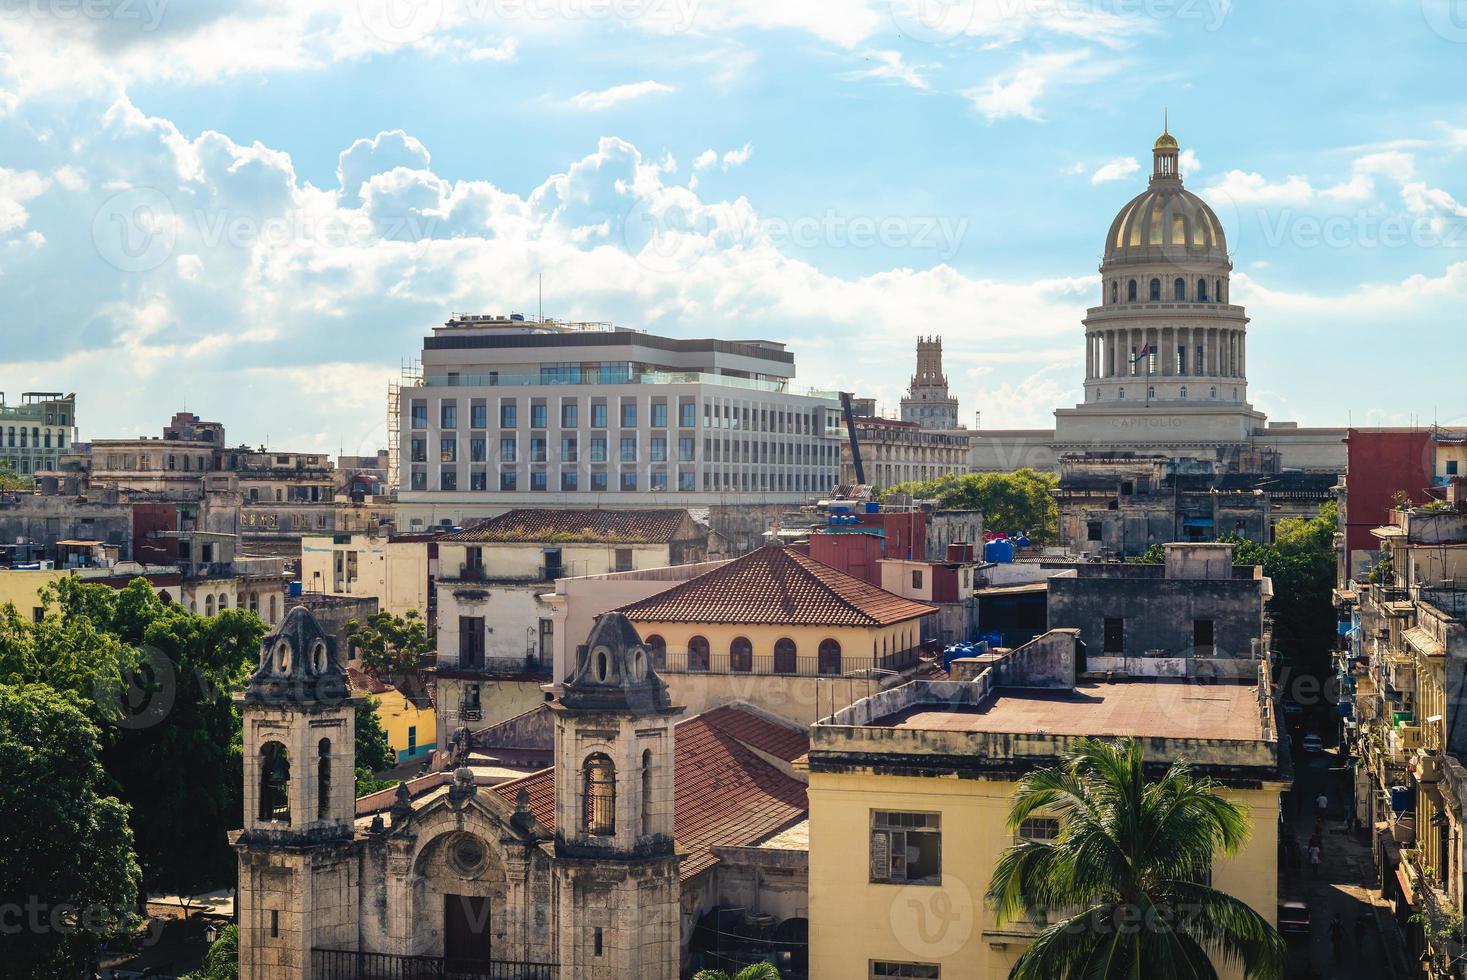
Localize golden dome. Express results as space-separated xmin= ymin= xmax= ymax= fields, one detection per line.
xmin=1104 ymin=182 xmax=1228 ymax=267
xmin=1154 ymin=131 xmax=1178 ymax=151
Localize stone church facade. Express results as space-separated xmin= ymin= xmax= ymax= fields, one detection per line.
xmin=232 ymin=607 xmax=682 ymax=980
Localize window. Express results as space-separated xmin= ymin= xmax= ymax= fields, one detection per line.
xmin=620 ymin=437 xmax=637 ymax=461
xmin=590 ymin=437 xmax=607 ymax=462
xmin=651 ymin=402 xmax=668 ymax=428
xmin=678 ymin=470 xmax=695 ymax=491
xmin=583 ymin=753 xmax=616 ymax=836
xmin=258 ymin=742 xmax=291 ymax=822
xmin=870 ymin=811 xmax=941 ymax=884
xmin=911 ymin=569 xmax=923 ymax=589
xmin=773 ymin=637 xmax=796 ymax=674
xmin=644 ymin=634 xmax=666 ymax=667
xmin=500 ymin=470 xmax=517 ymax=491
xmin=678 ymin=437 xmax=694 ymax=462
xmin=615 ymin=548 xmax=634 ymax=572
xmin=500 ymin=402 xmax=517 ymax=428
xmin=470 ymin=437 xmax=486 ymax=462
xmin=470 ymin=470 xmax=487 ymax=491
xmin=317 ymin=739 xmax=332 ymax=820
xmin=590 ymin=470 xmax=608 ymax=491
xmin=650 ymin=436 xmax=667 ymax=462
xmin=560 ymin=437 xmax=577 ymax=462
xmin=500 ymin=438 xmax=517 ymax=462
xmin=530 ymin=470 xmax=547 ymax=491
xmin=591 ymin=402 xmax=608 ymax=428
xmin=1449 ymin=460 xmax=1461 ymax=476
xmin=1103 ymin=617 xmax=1124 ymax=654
xmin=1110 ymin=281 xmax=1117 ymax=303
xmin=730 ymin=636 xmax=752 ymax=673
xmin=440 ymin=468 xmax=457 ymax=491
xmin=679 ymin=399 xmax=696 ymax=427
xmin=440 ymin=437 xmax=457 ymax=462
xmin=871 ymin=964 xmax=939 ymax=979
xmin=410 ymin=400 xmax=427 ymax=429
xmin=1197 ymin=278 xmax=1208 ymax=301
xmin=620 ymin=471 xmax=637 ymax=491
xmin=620 ymin=401 xmax=637 ymax=427
xmin=410 ymin=437 xmax=426 ymax=463
xmin=1127 ymin=279 xmax=1137 ymax=302
xmin=688 ymin=635 xmax=710 ymax=671
xmin=470 ymin=403 xmax=487 ymax=429
xmin=593 ymin=927 xmax=604 ymax=957
xmin=650 ymin=469 xmax=667 ymax=491
xmin=459 ymin=616 xmax=485 ymax=668
xmin=1173 ymin=277 xmax=1186 ymax=301
xmin=440 ymin=402 xmax=457 ymax=429
xmin=1086 ymin=521 xmax=1103 ymax=542
xmin=530 ymin=403 xmax=548 ymax=429
xmin=640 ymin=749 xmax=653 ymax=836
xmin=818 ymin=638 xmax=842 ymax=675
xmin=1019 ymin=817 xmax=1060 ymax=841
xmin=1148 ymin=278 xmax=1160 ymax=301
xmin=1180 ymin=386 xmax=1188 ymax=400
xmin=561 ymin=402 xmax=578 ymax=428
xmin=561 ymin=471 xmax=578 ymax=491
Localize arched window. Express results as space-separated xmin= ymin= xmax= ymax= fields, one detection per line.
xmin=773 ymin=637 xmax=797 ymax=674
xmin=1118 ymin=387 xmax=1126 ymax=400
xmin=1197 ymin=278 xmax=1208 ymax=302
xmin=1149 ymin=278 xmax=1161 ymax=301
xmin=1216 ymin=278 xmax=1224 ymax=302
xmin=818 ymin=638 xmax=842 ymax=675
xmin=730 ymin=636 xmax=752 ymax=673
xmin=1127 ymin=279 xmax=1137 ymax=302
xmin=317 ymin=738 xmax=331 ymax=820
xmin=259 ymin=742 xmax=290 ymax=822
xmin=1180 ymin=386 xmax=1188 ymax=399
xmin=268 ymin=595 xmax=277 ymax=623
xmin=583 ymin=753 xmax=616 ymax=836
xmin=204 ymin=594 xmax=214 ymax=617
xmin=688 ymin=635 xmax=710 ymax=672
xmin=1173 ymin=277 xmax=1186 ymax=301
xmin=249 ymin=591 xmax=259 ymax=613
xmin=644 ymin=634 xmax=666 ymax=668
xmin=641 ymin=749 xmax=653 ymax=837
xmin=1210 ymin=386 xmax=1218 ymax=399
xmin=1109 ymin=281 xmax=1117 ymax=303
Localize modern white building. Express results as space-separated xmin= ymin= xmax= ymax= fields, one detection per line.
xmin=395 ymin=315 xmax=845 ymax=530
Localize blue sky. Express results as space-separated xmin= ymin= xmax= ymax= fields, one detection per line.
xmin=1 ymin=0 xmax=1465 ymax=454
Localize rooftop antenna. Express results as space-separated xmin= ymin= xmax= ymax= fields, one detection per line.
xmin=1164 ymin=106 xmax=1169 ymax=134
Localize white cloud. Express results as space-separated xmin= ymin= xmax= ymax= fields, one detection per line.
xmin=1179 ymin=148 xmax=1201 ymax=174
xmin=0 ymin=167 xmax=49 ymax=233
xmin=1205 ymin=170 xmax=1315 ymax=206
xmin=964 ymin=51 xmax=1107 ymax=123
xmin=721 ymin=143 xmax=753 ymax=169
xmin=846 ymin=50 xmax=933 ymax=90
xmin=1090 ymin=157 xmax=1140 ymax=185
xmin=568 ymin=80 xmax=674 ymax=111
xmin=465 ymin=38 xmax=518 ymax=62
xmin=693 ymin=150 xmax=719 ymax=171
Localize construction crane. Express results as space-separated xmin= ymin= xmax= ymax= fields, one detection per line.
xmin=839 ymin=392 xmax=865 ymax=485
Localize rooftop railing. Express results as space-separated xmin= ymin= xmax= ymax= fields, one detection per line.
xmin=313 ymin=949 xmax=556 ymax=980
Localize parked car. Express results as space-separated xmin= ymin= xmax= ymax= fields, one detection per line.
xmin=1278 ymin=900 xmax=1310 ymax=939
xmin=1302 ymin=734 xmax=1324 ymax=753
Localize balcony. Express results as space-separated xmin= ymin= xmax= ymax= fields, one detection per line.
xmin=439 ymin=655 xmax=552 ymax=679
xmin=313 ymin=949 xmax=555 ymax=979
xmin=1388 ymin=724 xmax=1423 ymax=765
xmin=654 ymin=646 xmax=922 ymax=677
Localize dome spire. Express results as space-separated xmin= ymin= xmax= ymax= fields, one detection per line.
xmin=1152 ymin=112 xmax=1180 ymax=182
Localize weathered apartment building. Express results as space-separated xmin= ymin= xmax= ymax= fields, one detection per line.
xmin=0 ymin=390 xmax=75 ymax=476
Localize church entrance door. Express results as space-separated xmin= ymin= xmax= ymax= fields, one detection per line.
xmin=444 ymin=894 xmax=491 ymax=971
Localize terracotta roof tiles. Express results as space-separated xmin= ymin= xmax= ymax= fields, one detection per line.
xmin=613 ymin=544 xmax=936 ymax=627
xmin=444 ymin=508 xmax=696 ymax=544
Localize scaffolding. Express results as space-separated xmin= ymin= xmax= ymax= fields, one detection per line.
xmin=385 ymin=358 xmax=420 ymax=492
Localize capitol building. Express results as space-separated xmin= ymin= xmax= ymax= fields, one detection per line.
xmin=971 ymin=126 xmax=1346 ymax=474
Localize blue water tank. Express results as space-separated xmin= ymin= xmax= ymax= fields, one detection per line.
xmin=1390 ymin=786 xmax=1411 ymax=813
xmin=288 ymin=581 xmax=303 ymax=597
xmin=1016 ymin=534 xmax=1032 ymax=549
xmin=865 ymin=501 xmax=880 ymax=513
xmin=984 ymin=539 xmax=1015 ymax=563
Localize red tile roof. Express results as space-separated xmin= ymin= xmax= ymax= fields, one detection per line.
xmin=445 ymin=508 xmax=698 ymax=544
xmin=614 ymin=544 xmax=936 ymax=626
xmin=494 ymin=704 xmax=809 ymax=881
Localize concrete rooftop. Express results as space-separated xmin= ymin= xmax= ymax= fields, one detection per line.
xmin=871 ymin=678 xmax=1264 ymax=742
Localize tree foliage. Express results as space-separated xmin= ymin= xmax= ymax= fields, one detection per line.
xmin=987 ymin=737 xmax=1284 ymax=980
xmin=0 ymin=684 xmax=141 ymax=979
xmin=881 ymin=468 xmax=1060 ymax=543
xmin=346 ymin=610 xmax=431 ymax=681
xmin=354 ymin=694 xmax=396 ymax=774
xmin=692 ymin=964 xmax=782 ymax=980
xmin=0 ymin=466 xmax=31 ymax=492
xmin=180 ymin=923 xmax=238 ymax=980
xmin=0 ymin=578 xmax=266 ymax=899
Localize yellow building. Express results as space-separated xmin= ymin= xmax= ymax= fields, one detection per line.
xmin=347 ymin=668 xmax=436 ymax=766
xmin=298 ymin=531 xmax=435 ymax=619
xmin=806 ymin=631 xmax=1286 ymax=979
xmin=616 ymin=544 xmax=936 ymax=724
xmin=0 ymin=565 xmax=184 ymax=620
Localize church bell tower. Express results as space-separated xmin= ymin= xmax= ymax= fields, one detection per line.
xmin=233 ymin=607 xmax=361 ymax=980
xmin=550 ymin=612 xmax=682 ymax=980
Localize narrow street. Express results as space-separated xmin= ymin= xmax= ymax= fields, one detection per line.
xmin=1283 ymin=739 xmax=1411 ymax=979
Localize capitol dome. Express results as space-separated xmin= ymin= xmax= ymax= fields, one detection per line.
xmin=1102 ymin=127 xmax=1228 ymax=268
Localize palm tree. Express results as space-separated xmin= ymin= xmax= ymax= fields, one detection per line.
xmin=987 ymin=736 xmax=1285 ymax=980
xmin=692 ymin=962 xmax=782 ymax=980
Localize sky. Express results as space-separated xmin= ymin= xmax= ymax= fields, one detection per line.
xmin=1 ymin=0 xmax=1465 ymax=455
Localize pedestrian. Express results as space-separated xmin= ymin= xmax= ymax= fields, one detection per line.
xmin=1309 ymin=843 xmax=1322 ymax=877
xmin=1316 ymin=791 xmax=1329 ymax=818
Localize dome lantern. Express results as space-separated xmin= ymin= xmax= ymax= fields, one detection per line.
xmin=1152 ymin=111 xmax=1180 ymax=181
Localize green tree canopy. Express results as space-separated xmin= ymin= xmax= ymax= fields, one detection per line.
xmin=881 ymin=468 xmax=1059 ymax=543
xmin=0 ymin=684 xmax=141 ymax=979
xmin=355 ymin=693 xmax=396 ymax=774
xmin=180 ymin=923 xmax=238 ymax=980
xmin=987 ymin=737 xmax=1283 ymax=980
xmin=346 ymin=610 xmax=431 ymax=682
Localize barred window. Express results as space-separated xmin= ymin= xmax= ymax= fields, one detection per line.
xmin=1018 ymin=817 xmax=1060 ymax=842
xmin=583 ymin=753 xmax=616 ymax=836
xmin=870 ymin=811 xmax=940 ymax=884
